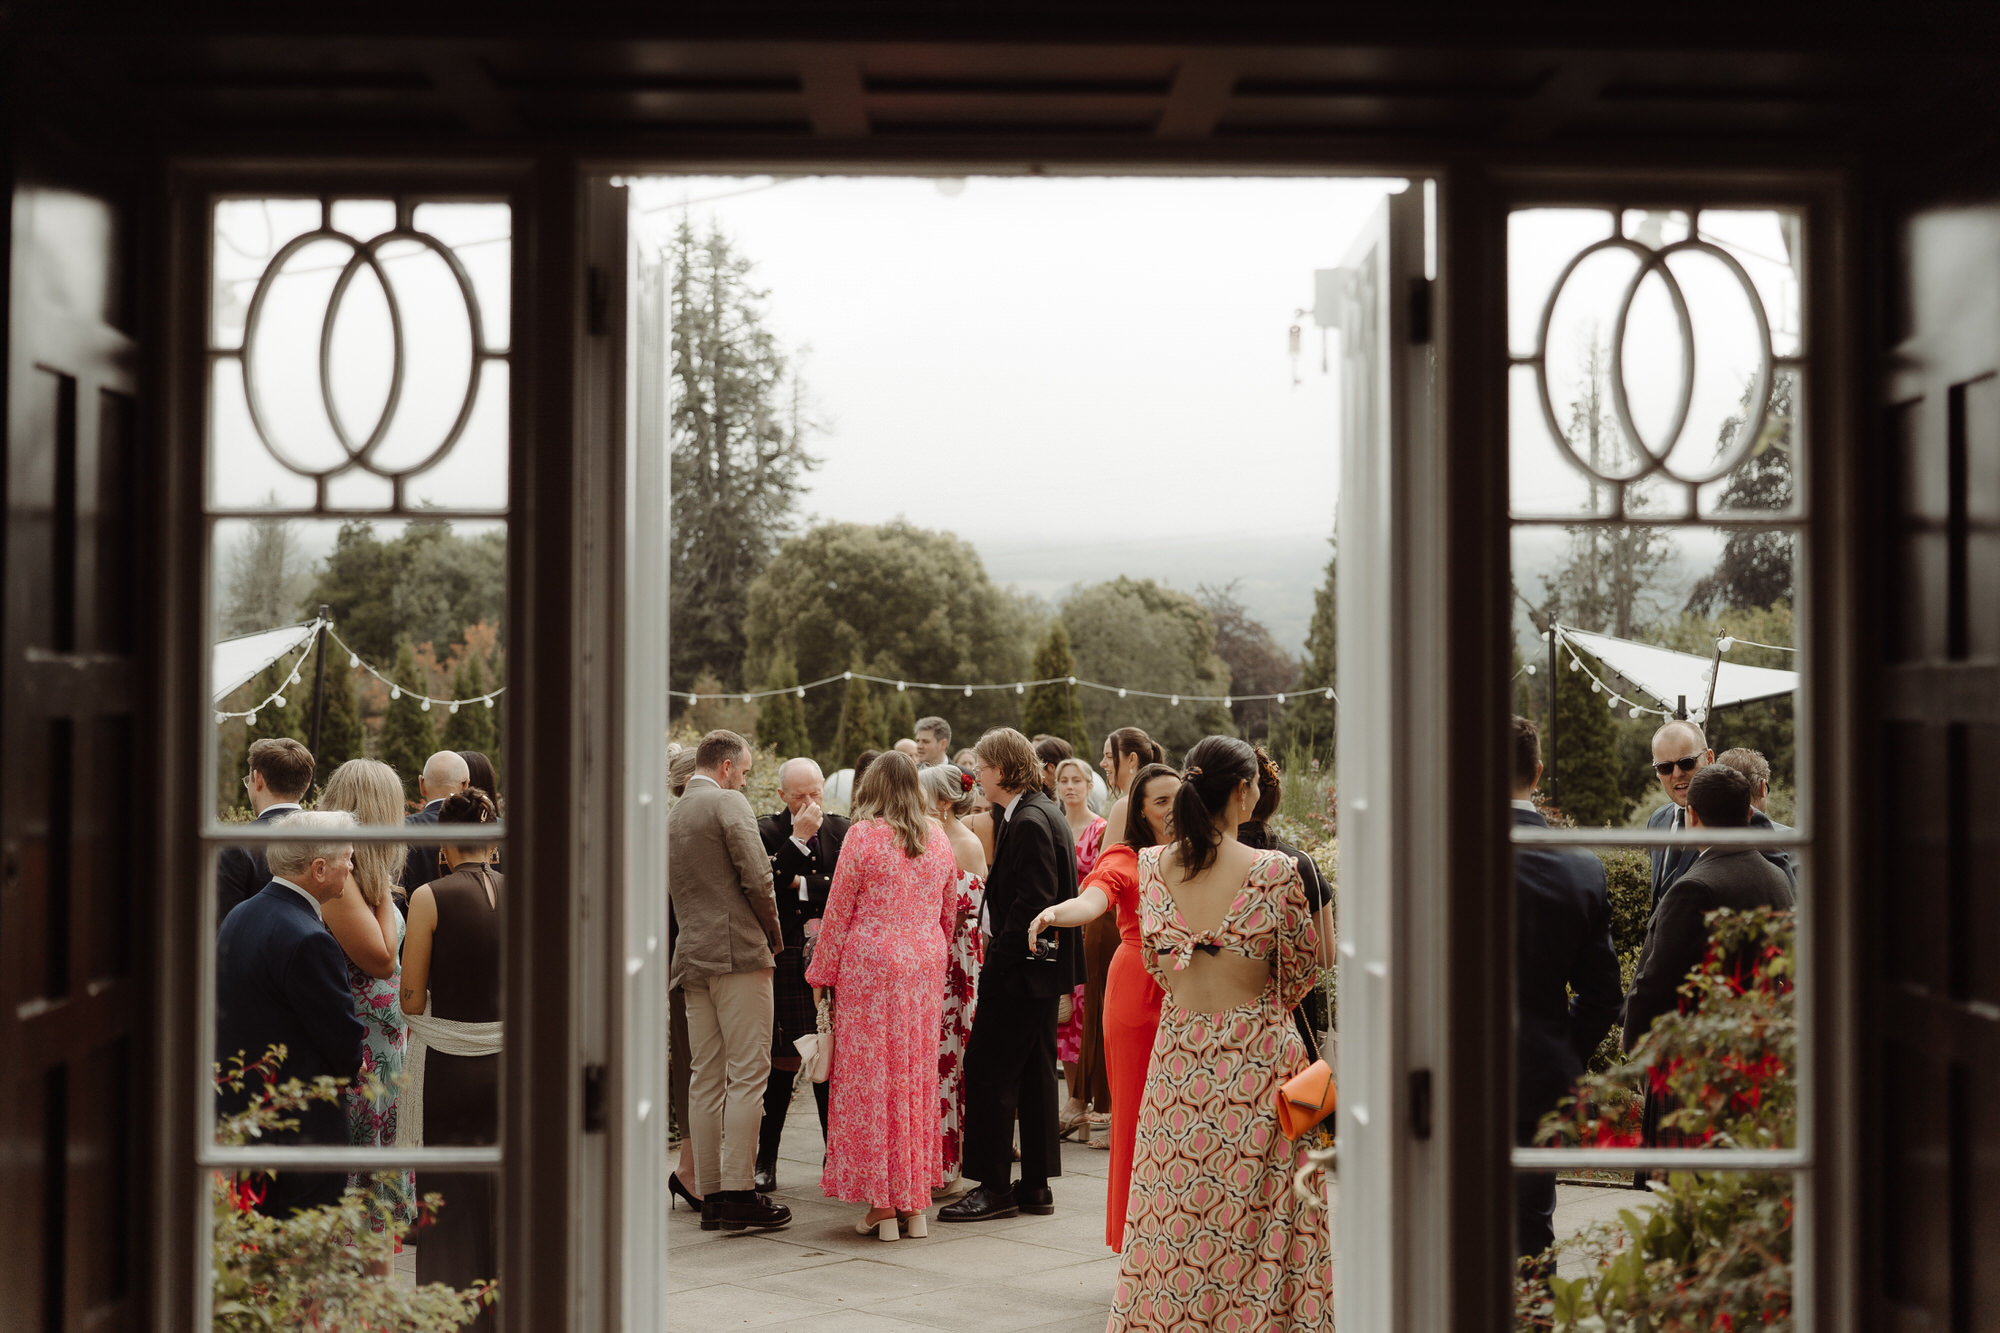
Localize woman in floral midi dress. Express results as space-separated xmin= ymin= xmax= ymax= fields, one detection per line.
xmin=922 ymin=763 xmax=988 ymax=1187
xmin=1108 ymin=736 xmax=1332 ymax=1332
xmin=806 ymin=752 xmax=960 ymax=1235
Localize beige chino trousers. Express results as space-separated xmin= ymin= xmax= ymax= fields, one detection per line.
xmin=683 ymin=967 xmax=774 ymax=1195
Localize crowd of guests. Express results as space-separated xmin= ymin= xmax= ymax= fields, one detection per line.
xmin=213 ymin=737 xmax=502 ymax=1324
xmin=666 ymin=718 xmax=1339 ymax=1329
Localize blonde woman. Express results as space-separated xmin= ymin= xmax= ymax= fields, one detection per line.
xmin=919 ymin=762 xmax=988 ymax=1190
xmin=804 ymin=751 xmax=958 ymax=1239
xmin=317 ymin=758 xmax=414 ymax=1225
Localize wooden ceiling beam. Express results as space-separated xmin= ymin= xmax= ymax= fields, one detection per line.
xmin=1155 ymin=55 xmax=1235 ymax=137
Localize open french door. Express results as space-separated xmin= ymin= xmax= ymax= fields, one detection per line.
xmin=1335 ymin=180 xmax=1455 ymax=1331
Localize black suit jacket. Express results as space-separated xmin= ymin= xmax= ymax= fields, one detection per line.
xmin=400 ymin=799 xmax=445 ymax=892
xmin=757 ymin=809 xmax=850 ymax=946
xmin=1513 ymin=807 xmax=1623 ymax=1126
xmin=1648 ymin=801 xmax=1794 ymax=912
xmin=1623 ymin=847 xmax=1796 ymax=1050
xmin=216 ymin=805 xmax=300 ymax=933
xmin=216 ymin=881 xmax=366 ymax=1213
xmin=983 ymin=789 xmax=1082 ymax=999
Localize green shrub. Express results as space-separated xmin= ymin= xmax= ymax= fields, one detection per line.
xmin=212 ymin=1047 xmax=494 ymax=1331
xmin=1521 ymin=907 xmax=1795 ymax=1331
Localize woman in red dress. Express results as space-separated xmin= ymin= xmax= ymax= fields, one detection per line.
xmin=1027 ymin=762 xmax=1180 ymax=1251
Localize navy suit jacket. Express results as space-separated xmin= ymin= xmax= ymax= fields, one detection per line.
xmin=1514 ymin=806 xmax=1623 ymax=1127
xmin=1624 ymin=848 xmax=1796 ymax=1051
xmin=215 ymin=805 xmax=300 ymax=933
xmin=982 ymin=789 xmax=1082 ymax=999
xmin=400 ymin=798 xmax=445 ymax=892
xmin=1647 ymin=801 xmax=1795 ymax=913
xmin=216 ymin=882 xmax=365 ymax=1159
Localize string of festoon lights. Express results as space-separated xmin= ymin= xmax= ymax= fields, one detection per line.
xmin=214 ymin=621 xmax=505 ymax=725
xmin=675 ymin=670 xmax=1337 ymax=710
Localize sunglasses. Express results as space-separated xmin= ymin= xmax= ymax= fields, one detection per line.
xmin=1651 ymin=754 xmax=1703 ymax=777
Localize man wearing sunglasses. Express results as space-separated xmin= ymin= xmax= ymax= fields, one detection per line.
xmin=1645 ymin=720 xmax=1795 ymax=912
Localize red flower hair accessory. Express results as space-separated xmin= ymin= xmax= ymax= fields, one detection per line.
xmin=960 ymin=771 xmax=975 ymax=792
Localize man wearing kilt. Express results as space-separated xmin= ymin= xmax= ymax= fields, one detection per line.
xmin=754 ymin=757 xmax=850 ymax=1193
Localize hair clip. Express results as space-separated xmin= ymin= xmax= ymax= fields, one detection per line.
xmin=1184 ymin=765 xmax=1203 ymax=780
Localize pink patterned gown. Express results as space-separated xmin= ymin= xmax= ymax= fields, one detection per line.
xmin=1108 ymin=847 xmax=1332 ymax=1332
xmin=939 ymin=867 xmax=983 ymax=1180
xmin=805 ymin=818 xmax=959 ymax=1211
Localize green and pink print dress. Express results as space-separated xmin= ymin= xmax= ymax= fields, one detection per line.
xmin=1108 ymin=847 xmax=1332 ymax=1332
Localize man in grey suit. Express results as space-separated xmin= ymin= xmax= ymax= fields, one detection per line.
xmin=1624 ymin=763 xmax=1797 ymax=1052
xmin=668 ymin=729 xmax=790 ymax=1231
xmin=1645 ymin=720 xmax=1794 ymax=912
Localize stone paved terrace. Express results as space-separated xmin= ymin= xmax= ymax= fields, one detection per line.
xmin=665 ymin=1086 xmax=1652 ymax=1331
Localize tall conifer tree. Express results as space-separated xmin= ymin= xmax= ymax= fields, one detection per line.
xmin=754 ymin=654 xmax=811 ymax=761
xmin=379 ymin=641 xmax=438 ymax=806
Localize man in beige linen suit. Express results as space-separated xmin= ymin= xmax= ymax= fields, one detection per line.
xmin=668 ymin=729 xmax=792 ymax=1231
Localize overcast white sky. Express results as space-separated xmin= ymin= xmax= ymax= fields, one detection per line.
xmin=629 ymin=174 xmax=1402 ymax=546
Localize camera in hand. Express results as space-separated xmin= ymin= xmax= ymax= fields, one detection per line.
xmin=1027 ymin=929 xmax=1060 ymax=963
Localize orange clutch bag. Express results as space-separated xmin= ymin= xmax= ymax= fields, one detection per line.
xmin=1276 ymin=1059 xmax=1336 ymax=1140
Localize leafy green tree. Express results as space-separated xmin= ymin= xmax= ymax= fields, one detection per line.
xmin=885 ymin=685 xmax=918 ymax=748
xmin=378 ymin=642 xmax=438 ymax=806
xmin=668 ymin=214 xmax=820 ymax=695
xmin=1021 ymin=621 xmax=1085 ymax=752
xmin=439 ymin=655 xmax=497 ymax=758
xmin=1061 ymin=577 xmax=1231 ymax=756
xmin=306 ymin=520 xmax=505 ymax=665
xmin=220 ymin=509 xmax=314 ymax=635
xmin=1688 ymin=372 xmax=1796 ymax=615
xmin=743 ymin=521 xmax=1033 ymax=754
xmin=1547 ymin=645 xmax=1629 ymax=827
xmin=1200 ymin=580 xmax=1299 ymax=747
xmin=832 ymin=668 xmax=891 ymax=767
xmin=753 ymin=654 xmax=812 ymax=760
xmin=1271 ymin=539 xmax=1337 ymax=764
xmin=310 ymin=661 xmax=366 ymax=780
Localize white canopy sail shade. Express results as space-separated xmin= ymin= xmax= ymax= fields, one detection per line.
xmin=1557 ymin=624 xmax=1798 ymax=723
xmin=211 ymin=620 xmax=323 ymax=703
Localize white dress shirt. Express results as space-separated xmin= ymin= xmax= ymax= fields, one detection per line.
xmin=271 ymin=874 xmax=324 ymax=922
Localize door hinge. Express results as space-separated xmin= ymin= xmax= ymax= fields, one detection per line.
xmin=582 ymin=1062 xmax=608 ymax=1133
xmin=1407 ymin=276 xmax=1432 ymax=345
xmin=586 ymin=266 xmax=610 ymax=337
xmin=1409 ymin=1067 xmax=1433 ymax=1140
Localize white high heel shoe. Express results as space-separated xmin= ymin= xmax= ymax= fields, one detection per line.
xmin=855 ymin=1210 xmax=901 ymax=1240
xmin=901 ymin=1210 xmax=928 ymax=1239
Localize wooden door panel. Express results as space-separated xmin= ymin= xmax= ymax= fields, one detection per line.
xmin=1 ymin=176 xmax=143 ymax=1333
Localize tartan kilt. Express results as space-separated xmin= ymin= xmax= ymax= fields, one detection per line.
xmin=771 ymin=944 xmax=816 ymax=1052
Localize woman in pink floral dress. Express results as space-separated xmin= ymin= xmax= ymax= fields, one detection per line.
xmin=921 ymin=763 xmax=988 ymax=1188
xmin=806 ymin=751 xmax=960 ymax=1239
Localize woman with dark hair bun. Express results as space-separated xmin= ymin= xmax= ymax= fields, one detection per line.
xmin=398 ymin=787 xmax=503 ymax=1327
xmin=1097 ymin=727 xmax=1166 ymax=850
xmin=1102 ymin=735 xmax=1334 ymax=1331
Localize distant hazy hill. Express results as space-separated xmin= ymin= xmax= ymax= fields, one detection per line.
xmin=970 ymin=528 xmax=1333 ymax=657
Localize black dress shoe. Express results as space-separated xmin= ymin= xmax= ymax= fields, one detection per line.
xmin=1013 ymin=1184 xmax=1055 ymax=1216
xmin=753 ymin=1164 xmax=777 ymax=1194
xmin=937 ymin=1185 xmax=1019 ymax=1222
xmin=700 ymin=1190 xmax=792 ymax=1232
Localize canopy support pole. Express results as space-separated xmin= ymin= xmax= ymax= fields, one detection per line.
xmin=308 ymin=607 xmax=330 ymax=757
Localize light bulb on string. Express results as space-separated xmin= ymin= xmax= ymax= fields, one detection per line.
xmin=390 ymin=686 xmax=401 ymax=701
xmin=1170 ymin=695 xmax=1180 ymax=707
xmin=1609 ymin=695 xmax=1621 ymax=710
xmin=963 ymin=685 xmax=972 ymax=697
xmin=274 ymin=694 xmax=287 ymax=708
xmin=1117 ymin=688 xmax=1127 ymax=699
xmin=1223 ymin=697 xmax=1233 ymax=708
xmin=485 ymin=697 xmax=496 ymax=708
xmin=1525 ymin=664 xmax=1537 ymax=676
xmin=742 ymin=694 xmax=753 ymax=704
xmin=1015 ymin=683 xmax=1024 ymax=694
xmin=1067 ymin=676 xmax=1077 ymax=687
xmin=215 ymin=711 xmax=227 ymax=724
xmin=421 ymin=699 xmax=432 ymax=712
xmin=1276 ymin=693 xmax=1286 ymax=704
xmin=349 ymin=653 xmax=360 ymax=668
xmin=795 ymin=687 xmax=805 ymax=699
xmin=450 ymin=701 xmax=461 ymax=714
xmin=896 ymin=681 xmax=906 ymax=692
xmin=246 ymin=711 xmax=258 ymax=726
xmin=289 ymin=672 xmax=301 ymax=686
xmin=1323 ymin=688 xmax=1334 ymax=700
xmin=1718 ymin=637 xmax=1735 ymax=652
xmin=1569 ymin=659 xmax=1581 ymax=672
xmin=1591 ymin=680 xmax=1600 ymax=694
xmin=842 ymin=671 xmax=853 ymax=681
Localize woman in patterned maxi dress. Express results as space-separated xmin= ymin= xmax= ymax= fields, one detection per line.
xmin=806 ymin=752 xmax=960 ymax=1235
xmin=1107 ymin=736 xmax=1333 ymax=1333
xmin=921 ymin=763 xmax=988 ymax=1187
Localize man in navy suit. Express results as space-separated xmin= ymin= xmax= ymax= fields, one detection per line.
xmin=1511 ymin=716 xmax=1622 ymax=1266
xmin=940 ymin=728 xmax=1081 ymax=1224
xmin=400 ymin=749 xmax=470 ymax=892
xmin=216 ymin=810 xmax=365 ymax=1218
xmin=1645 ymin=720 xmax=1794 ymax=912
xmin=215 ymin=737 xmax=314 ymax=932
